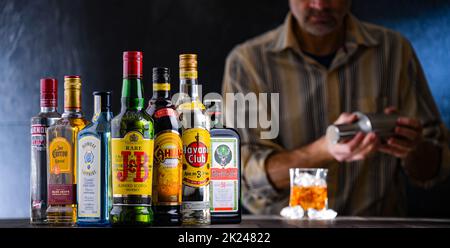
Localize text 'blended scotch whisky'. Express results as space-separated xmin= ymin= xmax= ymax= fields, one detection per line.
xmin=77 ymin=91 xmax=113 ymax=226
xmin=30 ymin=78 xmax=61 ymax=224
xmin=110 ymin=51 xmax=155 ymax=226
xmin=147 ymin=67 xmax=183 ymax=226
xmin=176 ymin=54 xmax=211 ymax=225
xmin=47 ymin=76 xmax=89 ymax=225
xmin=205 ymin=99 xmax=242 ymax=224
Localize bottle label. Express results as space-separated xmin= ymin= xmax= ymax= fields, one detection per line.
xmin=210 ymin=137 xmax=239 ymax=212
xmin=182 ymin=128 xmax=211 ymax=188
xmin=31 ymin=124 xmax=47 ymax=151
xmin=177 ymin=101 xmax=206 ymax=111
xmin=49 ymin=137 xmax=72 ymax=174
xmin=112 ymin=131 xmax=154 ymax=205
xmin=153 ymin=131 xmax=183 ymax=206
xmin=182 ymin=201 xmax=210 ymax=211
xmin=48 ymin=184 xmax=76 ymax=205
xmin=179 ymin=70 xmax=198 ymax=79
xmin=78 ymin=136 xmax=101 ymax=218
xmin=153 ymin=83 xmax=171 ymax=91
xmin=154 ymin=108 xmax=177 ymax=119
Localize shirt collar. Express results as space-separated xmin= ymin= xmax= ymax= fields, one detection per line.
xmin=270 ymin=12 xmax=379 ymax=53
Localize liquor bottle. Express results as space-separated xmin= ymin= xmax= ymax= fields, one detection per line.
xmin=46 ymin=76 xmax=89 ymax=225
xmin=147 ymin=67 xmax=183 ymax=226
xmin=110 ymin=51 xmax=155 ymax=226
xmin=205 ymin=99 xmax=242 ymax=224
xmin=30 ymin=78 xmax=61 ymax=224
xmin=176 ymin=54 xmax=211 ymax=225
xmin=77 ymin=91 xmax=113 ymax=226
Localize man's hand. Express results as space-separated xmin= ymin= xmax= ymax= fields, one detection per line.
xmin=378 ymin=107 xmax=423 ymax=159
xmin=326 ymin=112 xmax=379 ymax=162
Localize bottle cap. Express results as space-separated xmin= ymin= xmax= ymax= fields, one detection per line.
xmin=93 ymin=91 xmax=111 ymax=111
xmin=179 ymin=54 xmax=197 ymax=70
xmin=123 ymin=51 xmax=143 ymax=78
xmin=179 ymin=54 xmax=198 ymax=80
xmin=64 ymin=75 xmax=82 ymax=110
xmin=40 ymin=78 xmax=58 ymax=108
xmin=152 ymin=67 xmax=170 ymax=83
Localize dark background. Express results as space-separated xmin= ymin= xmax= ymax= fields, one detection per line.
xmin=0 ymin=0 xmax=449 ymax=218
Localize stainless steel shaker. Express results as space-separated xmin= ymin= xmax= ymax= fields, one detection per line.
xmin=326 ymin=112 xmax=398 ymax=144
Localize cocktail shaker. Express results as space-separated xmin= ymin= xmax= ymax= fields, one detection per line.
xmin=326 ymin=112 xmax=398 ymax=144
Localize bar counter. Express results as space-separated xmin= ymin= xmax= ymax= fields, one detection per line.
xmin=1 ymin=215 xmax=450 ymax=228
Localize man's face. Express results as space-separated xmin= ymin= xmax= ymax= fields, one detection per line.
xmin=289 ymin=0 xmax=351 ymax=36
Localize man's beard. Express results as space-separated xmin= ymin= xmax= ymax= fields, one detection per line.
xmin=302 ymin=9 xmax=339 ymax=36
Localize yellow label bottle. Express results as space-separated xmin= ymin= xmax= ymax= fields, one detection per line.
xmin=153 ymin=131 xmax=183 ymax=204
xmin=182 ymin=128 xmax=211 ymax=187
xmin=46 ymin=75 xmax=88 ymax=226
xmin=177 ymin=54 xmax=212 ymax=225
xmin=112 ymin=131 xmax=154 ymax=199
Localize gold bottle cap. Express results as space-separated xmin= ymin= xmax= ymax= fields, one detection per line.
xmin=179 ymin=54 xmax=198 ymax=79
xmin=64 ymin=75 xmax=82 ymax=110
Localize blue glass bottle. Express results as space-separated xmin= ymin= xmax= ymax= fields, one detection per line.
xmin=77 ymin=91 xmax=113 ymax=226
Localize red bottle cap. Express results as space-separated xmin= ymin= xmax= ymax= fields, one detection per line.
xmin=123 ymin=51 xmax=143 ymax=78
xmin=40 ymin=78 xmax=58 ymax=108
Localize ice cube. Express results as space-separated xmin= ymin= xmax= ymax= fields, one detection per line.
xmin=307 ymin=208 xmax=337 ymax=220
xmin=280 ymin=206 xmax=305 ymax=219
xmin=296 ymin=172 xmax=316 ymax=187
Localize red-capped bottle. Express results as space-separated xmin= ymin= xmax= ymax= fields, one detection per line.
xmin=30 ymin=78 xmax=61 ymax=224
xmin=110 ymin=51 xmax=155 ymax=226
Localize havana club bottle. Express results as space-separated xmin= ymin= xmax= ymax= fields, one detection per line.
xmin=110 ymin=51 xmax=155 ymax=226
xmin=205 ymin=99 xmax=242 ymax=224
xmin=30 ymin=78 xmax=61 ymax=224
xmin=147 ymin=67 xmax=183 ymax=226
xmin=46 ymin=76 xmax=89 ymax=225
xmin=176 ymin=54 xmax=211 ymax=225
xmin=77 ymin=91 xmax=113 ymax=226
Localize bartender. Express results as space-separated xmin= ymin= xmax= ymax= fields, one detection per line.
xmin=222 ymin=0 xmax=450 ymax=216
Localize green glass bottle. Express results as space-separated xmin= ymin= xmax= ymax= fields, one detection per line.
xmin=110 ymin=51 xmax=155 ymax=226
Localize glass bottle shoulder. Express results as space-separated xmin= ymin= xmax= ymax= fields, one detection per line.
xmin=33 ymin=111 xmax=61 ymax=119
xmin=146 ymin=98 xmax=173 ymax=116
xmin=177 ymin=105 xmax=210 ymax=131
xmin=112 ymin=109 xmax=153 ymax=124
xmin=111 ymin=109 xmax=154 ymax=138
xmin=31 ymin=111 xmax=61 ymax=125
xmin=79 ymin=113 xmax=112 ymax=136
xmin=48 ymin=114 xmax=89 ymax=133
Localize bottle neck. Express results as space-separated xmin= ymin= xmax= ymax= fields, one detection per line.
xmin=151 ymin=90 xmax=170 ymax=100
xmin=209 ymin=113 xmax=223 ymax=128
xmin=207 ymin=101 xmax=223 ymax=128
xmin=93 ymin=94 xmax=112 ymax=122
xmin=151 ymin=82 xmax=171 ymax=100
xmin=92 ymin=110 xmax=113 ymax=123
xmin=121 ymin=77 xmax=145 ymax=110
xmin=64 ymin=87 xmax=82 ymax=114
xmin=180 ymin=78 xmax=200 ymax=101
xmin=40 ymin=106 xmax=57 ymax=113
xmin=62 ymin=109 xmax=83 ymax=118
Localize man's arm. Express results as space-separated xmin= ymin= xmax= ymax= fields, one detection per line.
xmin=379 ymin=39 xmax=450 ymax=186
xmin=379 ymin=108 xmax=441 ymax=181
xmin=266 ymin=113 xmax=380 ymax=190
